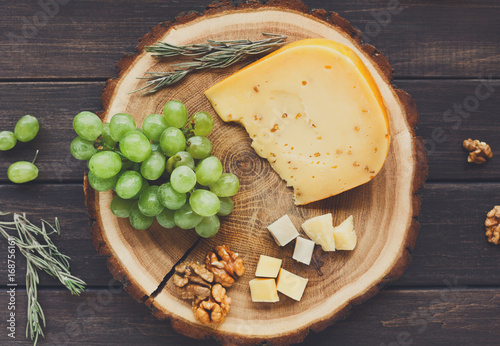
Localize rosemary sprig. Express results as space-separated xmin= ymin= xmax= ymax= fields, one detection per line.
xmin=133 ymin=33 xmax=287 ymax=94
xmin=0 ymin=212 xmax=86 ymax=345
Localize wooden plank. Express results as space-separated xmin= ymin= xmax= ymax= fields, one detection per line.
xmin=0 ymin=288 xmax=498 ymax=345
xmin=0 ymin=80 xmax=499 ymax=183
xmin=0 ymin=183 xmax=499 ymax=288
xmin=1 ymin=0 xmax=500 ymax=79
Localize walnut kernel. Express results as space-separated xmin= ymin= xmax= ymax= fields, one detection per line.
xmin=206 ymin=245 xmax=245 ymax=288
xmin=192 ymin=284 xmax=232 ymax=326
xmin=485 ymin=206 xmax=500 ymax=245
xmin=463 ymin=138 xmax=493 ymax=164
xmin=172 ymin=261 xmax=214 ymax=300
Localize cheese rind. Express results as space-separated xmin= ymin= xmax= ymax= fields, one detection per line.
xmin=333 ymin=215 xmax=357 ymax=250
xmin=292 ymin=237 xmax=315 ymax=265
xmin=255 ymin=255 xmax=282 ymax=278
xmin=301 ymin=213 xmax=336 ymax=251
xmin=205 ymin=38 xmax=390 ymax=205
xmin=267 ymin=214 xmax=299 ymax=246
xmin=276 ymin=268 xmax=308 ymax=301
xmin=249 ymin=278 xmax=279 ymax=303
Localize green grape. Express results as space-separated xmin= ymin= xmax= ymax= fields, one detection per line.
xmin=166 ymin=151 xmax=195 ymax=173
xmin=217 ymin=197 xmax=234 ymax=216
xmin=110 ymin=196 xmax=136 ymax=218
xmin=138 ymin=186 xmax=164 ymax=217
xmin=109 ymin=113 xmax=136 ymax=142
xmin=160 ymin=127 xmax=186 ymax=157
xmin=72 ymin=112 xmax=101 ymax=141
xmin=170 ymin=166 xmax=196 ymax=193
xmin=115 ymin=171 xmax=143 ymax=199
xmin=158 ymin=182 xmax=186 ymax=210
xmin=70 ymin=136 xmax=97 ymax=160
xmin=195 ymin=156 xmax=222 ymax=186
xmin=119 ymin=131 xmax=151 ymax=163
xmin=102 ymin=123 xmax=117 ymax=148
xmin=195 ymin=215 xmax=220 ymax=238
xmin=140 ymin=152 xmax=166 ymax=181
xmin=209 ymin=173 xmax=240 ymax=197
xmin=174 ymin=204 xmax=203 ymax=229
xmin=129 ymin=203 xmax=155 ymax=230
xmin=132 ymin=178 xmax=149 ymax=199
xmin=192 ymin=111 xmax=214 ymax=136
xmin=163 ymin=100 xmax=188 ymax=128
xmin=88 ymin=151 xmax=122 ymax=179
xmin=189 ymin=189 xmax=220 ymax=217
xmin=142 ymin=113 xmax=169 ymax=142
xmin=7 ymin=161 xmax=38 ymax=184
xmin=0 ymin=131 xmax=17 ymax=151
xmin=186 ymin=136 xmax=212 ymax=159
xmin=151 ymin=142 xmax=161 ymax=152
xmin=88 ymin=171 xmax=117 ymax=192
xmin=156 ymin=208 xmax=176 ymax=228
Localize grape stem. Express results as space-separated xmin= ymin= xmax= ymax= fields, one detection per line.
xmin=32 ymin=150 xmax=39 ymax=164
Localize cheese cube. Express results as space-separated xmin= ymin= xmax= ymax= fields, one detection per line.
xmin=267 ymin=214 xmax=299 ymax=246
xmin=276 ymin=268 xmax=308 ymax=301
xmin=255 ymin=255 xmax=282 ymax=278
xmin=249 ymin=279 xmax=279 ymax=303
xmin=301 ymin=213 xmax=335 ymax=251
xmin=292 ymin=237 xmax=315 ymax=265
xmin=333 ymin=215 xmax=357 ymax=250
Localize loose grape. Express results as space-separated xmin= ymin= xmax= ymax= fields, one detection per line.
xmin=195 ymin=156 xmax=222 ymax=186
xmin=209 ymin=173 xmax=240 ymax=197
xmin=138 ymin=186 xmax=164 ymax=217
xmin=0 ymin=131 xmax=17 ymax=151
xmin=72 ymin=112 xmax=101 ymax=141
xmin=109 ymin=113 xmax=136 ymax=142
xmin=142 ymin=113 xmax=169 ymax=142
xmin=140 ymin=152 xmax=166 ymax=181
xmin=217 ymin=197 xmax=234 ymax=216
xmin=166 ymin=151 xmax=195 ymax=173
xmin=170 ymin=166 xmax=196 ymax=193
xmin=158 ymin=182 xmax=186 ymax=210
xmin=129 ymin=203 xmax=155 ymax=230
xmin=119 ymin=131 xmax=151 ymax=163
xmin=70 ymin=136 xmax=97 ymax=160
xmin=189 ymin=189 xmax=220 ymax=217
xmin=88 ymin=151 xmax=122 ymax=179
xmin=110 ymin=196 xmax=136 ymax=218
xmin=160 ymin=127 xmax=186 ymax=157
xmin=115 ymin=171 xmax=143 ymax=199
xmin=195 ymin=215 xmax=220 ymax=238
xmin=132 ymin=178 xmax=149 ymax=199
xmin=192 ymin=111 xmax=214 ymax=136
xmin=174 ymin=204 xmax=203 ymax=229
xmin=151 ymin=142 xmax=161 ymax=152
xmin=102 ymin=123 xmax=117 ymax=148
xmin=88 ymin=171 xmax=117 ymax=192
xmin=7 ymin=161 xmax=38 ymax=184
xmin=156 ymin=208 xmax=176 ymax=228
xmin=186 ymin=136 xmax=212 ymax=159
xmin=163 ymin=100 xmax=188 ymax=128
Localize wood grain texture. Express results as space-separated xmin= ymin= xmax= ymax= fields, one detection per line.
xmin=1 ymin=0 xmax=500 ymax=79
xmin=1 ymin=289 xmax=499 ymax=345
xmin=87 ymin=1 xmax=425 ymax=344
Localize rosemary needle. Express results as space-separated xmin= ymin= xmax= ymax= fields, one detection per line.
xmin=133 ymin=33 xmax=287 ymax=94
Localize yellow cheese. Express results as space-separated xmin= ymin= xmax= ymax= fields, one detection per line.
xmin=276 ymin=268 xmax=308 ymax=301
xmin=292 ymin=237 xmax=315 ymax=265
xmin=267 ymin=214 xmax=299 ymax=246
xmin=249 ymin=278 xmax=279 ymax=303
xmin=255 ymin=255 xmax=282 ymax=278
xmin=301 ymin=213 xmax=336 ymax=251
xmin=333 ymin=215 xmax=357 ymax=250
xmin=205 ymin=39 xmax=390 ymax=205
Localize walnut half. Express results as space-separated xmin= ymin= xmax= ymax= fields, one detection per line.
xmin=485 ymin=206 xmax=500 ymax=245
xmin=206 ymin=245 xmax=245 ymax=288
xmin=192 ymin=284 xmax=232 ymax=326
xmin=463 ymin=138 xmax=493 ymax=164
xmin=172 ymin=261 xmax=214 ymax=300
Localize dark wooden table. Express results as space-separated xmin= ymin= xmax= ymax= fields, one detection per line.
xmin=1 ymin=0 xmax=499 ymax=345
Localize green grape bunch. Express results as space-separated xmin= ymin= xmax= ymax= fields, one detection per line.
xmin=70 ymin=100 xmax=238 ymax=238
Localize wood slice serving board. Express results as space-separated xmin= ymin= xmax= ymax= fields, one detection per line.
xmin=84 ymin=0 xmax=428 ymax=344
